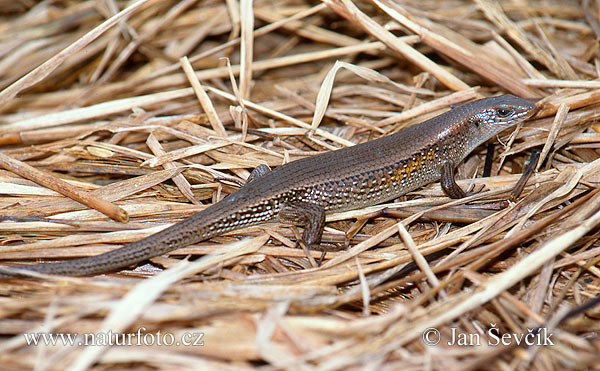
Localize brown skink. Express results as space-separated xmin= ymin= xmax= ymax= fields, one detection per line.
xmin=0 ymin=95 xmax=535 ymax=277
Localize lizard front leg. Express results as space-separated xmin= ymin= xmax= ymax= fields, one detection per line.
xmin=441 ymin=161 xmax=468 ymax=199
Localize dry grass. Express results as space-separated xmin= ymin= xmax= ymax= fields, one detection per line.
xmin=1 ymin=0 xmax=599 ymax=369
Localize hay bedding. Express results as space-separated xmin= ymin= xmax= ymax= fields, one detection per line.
xmin=0 ymin=0 xmax=599 ymax=369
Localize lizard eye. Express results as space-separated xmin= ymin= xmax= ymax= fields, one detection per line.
xmin=496 ymin=108 xmax=514 ymax=118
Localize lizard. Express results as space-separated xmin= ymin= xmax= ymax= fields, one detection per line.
xmin=0 ymin=94 xmax=536 ymax=278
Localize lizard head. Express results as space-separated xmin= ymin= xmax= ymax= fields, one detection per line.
xmin=467 ymin=94 xmax=536 ymax=138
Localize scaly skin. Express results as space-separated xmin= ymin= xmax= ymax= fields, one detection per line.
xmin=0 ymin=95 xmax=535 ymax=277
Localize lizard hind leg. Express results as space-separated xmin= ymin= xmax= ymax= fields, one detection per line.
xmin=278 ymin=202 xmax=326 ymax=248
xmin=278 ymin=202 xmax=344 ymax=263
xmin=279 ymin=202 xmax=334 ymax=266
xmin=246 ymin=164 xmax=271 ymax=184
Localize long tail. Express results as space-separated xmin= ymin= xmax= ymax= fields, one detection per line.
xmin=0 ymin=199 xmax=265 ymax=278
